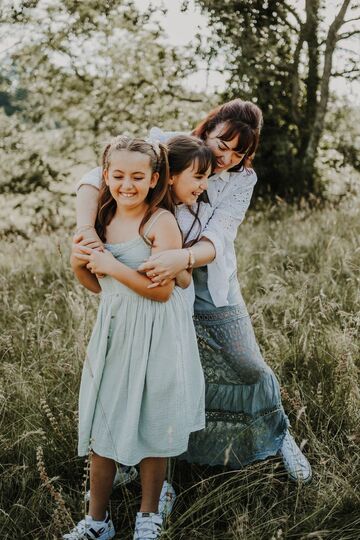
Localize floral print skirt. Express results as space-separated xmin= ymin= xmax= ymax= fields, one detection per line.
xmin=180 ymin=268 xmax=289 ymax=468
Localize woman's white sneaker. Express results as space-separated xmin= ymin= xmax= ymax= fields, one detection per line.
xmin=63 ymin=511 xmax=115 ymax=540
xmin=133 ymin=512 xmax=163 ymax=540
xmin=158 ymin=480 xmax=176 ymax=519
xmin=85 ymin=464 xmax=138 ymax=502
xmin=278 ymin=431 xmax=312 ymax=483
xmin=113 ymin=464 xmax=138 ymax=488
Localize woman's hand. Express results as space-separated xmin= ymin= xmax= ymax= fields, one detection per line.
xmin=73 ymin=247 xmax=117 ymax=277
xmin=138 ymin=249 xmax=189 ymax=287
xmin=73 ymin=228 xmax=104 ymax=251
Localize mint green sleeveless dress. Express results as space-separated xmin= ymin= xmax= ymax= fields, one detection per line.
xmin=78 ymin=212 xmax=205 ymax=465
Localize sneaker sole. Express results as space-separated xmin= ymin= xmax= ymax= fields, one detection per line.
xmin=288 ymin=469 xmax=312 ymax=484
xmin=63 ymin=527 xmax=115 ymax=540
xmin=102 ymin=531 xmax=116 ymax=540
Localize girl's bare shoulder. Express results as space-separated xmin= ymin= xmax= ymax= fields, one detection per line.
xmin=146 ymin=209 xmax=181 ymax=248
xmin=145 ymin=208 xmax=178 ymax=238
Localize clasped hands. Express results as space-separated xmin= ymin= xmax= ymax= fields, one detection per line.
xmin=72 ymin=231 xmax=187 ymax=287
xmin=71 ymin=234 xmax=114 ymax=276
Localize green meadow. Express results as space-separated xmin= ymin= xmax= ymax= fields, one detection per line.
xmin=1 ymin=196 xmax=359 ymax=539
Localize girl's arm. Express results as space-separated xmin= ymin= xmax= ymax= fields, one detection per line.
xmin=79 ymin=212 xmax=182 ymax=302
xmin=109 ymin=259 xmax=175 ymax=302
xmin=174 ymin=269 xmax=192 ymax=289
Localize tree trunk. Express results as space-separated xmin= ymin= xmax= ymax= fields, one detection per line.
xmin=302 ymin=0 xmax=351 ymax=191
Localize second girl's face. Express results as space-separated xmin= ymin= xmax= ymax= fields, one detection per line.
xmin=105 ymin=149 xmax=158 ymax=209
xmin=205 ymin=122 xmax=245 ymax=174
xmin=171 ymin=160 xmax=211 ymax=206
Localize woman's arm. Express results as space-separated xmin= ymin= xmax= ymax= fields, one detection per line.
xmin=76 ymin=185 xmax=99 ymax=230
xmin=138 ymin=171 xmax=257 ymax=284
xmin=75 ymin=167 xmax=102 ymax=240
xmin=138 ymin=239 xmax=216 ymax=282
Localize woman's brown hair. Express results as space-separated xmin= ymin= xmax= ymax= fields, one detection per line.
xmin=192 ymin=98 xmax=263 ymax=171
xmin=95 ymin=135 xmax=173 ymax=242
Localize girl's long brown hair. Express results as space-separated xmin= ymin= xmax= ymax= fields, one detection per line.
xmin=192 ymin=98 xmax=263 ymax=171
xmin=95 ymin=135 xmax=173 ymax=242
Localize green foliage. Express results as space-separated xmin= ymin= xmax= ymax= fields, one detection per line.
xmin=193 ymin=0 xmax=360 ymax=198
xmin=0 ymin=72 xmax=25 ymax=116
xmin=0 ymin=112 xmax=63 ymax=195
xmin=0 ymin=0 xmax=208 ymax=194
xmin=1 ymin=199 xmax=359 ymax=538
xmin=193 ymin=0 xmax=300 ymax=195
xmin=321 ymin=101 xmax=360 ymax=173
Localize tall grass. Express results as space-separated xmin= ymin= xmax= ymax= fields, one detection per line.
xmin=0 ymin=196 xmax=359 ymax=539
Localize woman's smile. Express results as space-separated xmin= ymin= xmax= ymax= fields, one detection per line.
xmin=215 ymin=157 xmax=225 ymax=168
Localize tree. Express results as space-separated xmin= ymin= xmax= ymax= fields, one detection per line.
xmin=0 ymin=0 xmax=209 ymax=193
xmin=191 ymin=0 xmax=360 ymax=198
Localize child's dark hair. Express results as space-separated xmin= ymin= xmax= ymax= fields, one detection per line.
xmin=96 ymin=135 xmax=172 ymax=242
xmin=167 ymin=135 xmax=215 ymax=246
xmin=192 ymin=98 xmax=263 ymax=171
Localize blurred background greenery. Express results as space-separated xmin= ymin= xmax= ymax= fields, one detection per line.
xmin=0 ymin=1 xmax=359 ymax=539
xmin=0 ymin=0 xmax=359 ymax=237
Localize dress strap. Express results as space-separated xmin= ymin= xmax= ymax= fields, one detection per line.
xmin=144 ymin=210 xmax=168 ymax=239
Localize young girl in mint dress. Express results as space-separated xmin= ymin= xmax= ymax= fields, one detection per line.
xmin=65 ymin=135 xmax=213 ymax=540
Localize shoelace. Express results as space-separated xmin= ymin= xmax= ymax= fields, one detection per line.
xmin=280 ymin=434 xmax=308 ymax=473
xmin=135 ymin=515 xmax=162 ymax=540
xmin=64 ymin=519 xmax=89 ymax=539
xmin=64 ymin=515 xmax=109 ymax=540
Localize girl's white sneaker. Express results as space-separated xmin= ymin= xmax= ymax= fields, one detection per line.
xmin=133 ymin=512 xmax=163 ymax=540
xmin=158 ymin=480 xmax=176 ymax=519
xmin=63 ymin=511 xmax=115 ymax=540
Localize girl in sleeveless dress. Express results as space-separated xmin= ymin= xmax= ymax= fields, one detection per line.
xmin=65 ymin=135 xmax=213 ymax=540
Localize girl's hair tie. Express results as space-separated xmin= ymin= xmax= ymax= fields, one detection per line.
xmin=145 ymin=138 xmax=162 ymax=156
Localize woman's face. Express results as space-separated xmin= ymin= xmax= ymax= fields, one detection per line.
xmin=205 ymin=122 xmax=245 ymax=174
xmin=170 ymin=160 xmax=211 ymax=206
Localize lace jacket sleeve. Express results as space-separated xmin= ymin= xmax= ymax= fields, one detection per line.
xmin=201 ymin=170 xmax=257 ymax=248
xmin=76 ymin=166 xmax=102 ymax=191
xmin=148 ymin=127 xmax=188 ymax=143
xmin=199 ymin=170 xmax=257 ymax=307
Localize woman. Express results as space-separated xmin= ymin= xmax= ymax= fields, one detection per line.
xmin=76 ymin=99 xmax=311 ymax=485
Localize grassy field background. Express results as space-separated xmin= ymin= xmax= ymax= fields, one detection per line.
xmin=0 ymin=194 xmax=359 ymax=539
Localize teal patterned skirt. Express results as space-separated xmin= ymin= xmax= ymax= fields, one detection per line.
xmin=181 ymin=268 xmax=288 ymax=468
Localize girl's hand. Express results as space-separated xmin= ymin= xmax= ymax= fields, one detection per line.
xmin=138 ymin=249 xmax=189 ymax=287
xmin=71 ymin=242 xmax=91 ymax=269
xmin=74 ymin=247 xmax=117 ymax=276
xmin=73 ymin=231 xmax=105 ymax=277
